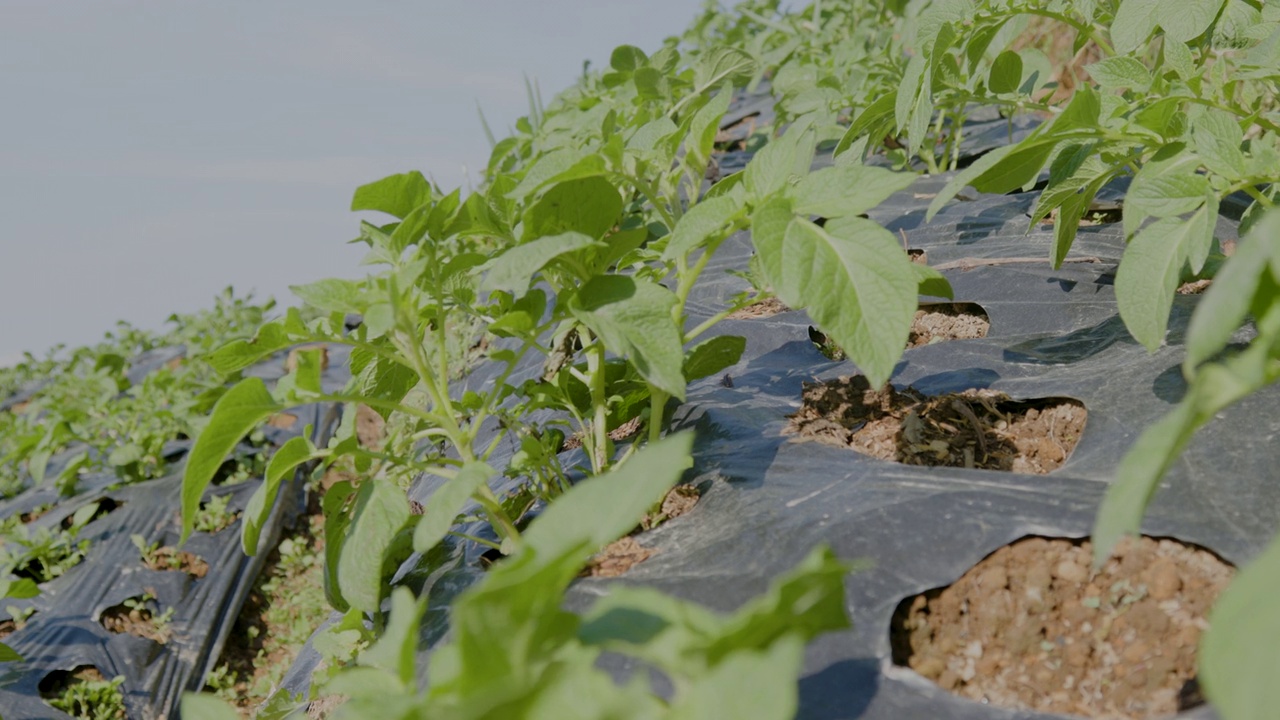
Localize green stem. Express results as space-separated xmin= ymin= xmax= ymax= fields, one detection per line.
xmin=446 ymin=530 xmax=502 ymax=551
xmin=585 ymin=336 xmax=610 ymax=474
xmin=647 ymin=388 xmax=669 ymax=445
xmin=475 ymin=484 xmax=521 ymax=547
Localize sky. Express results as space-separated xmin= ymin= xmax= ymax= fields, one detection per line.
xmin=0 ymin=1 xmax=702 ymax=366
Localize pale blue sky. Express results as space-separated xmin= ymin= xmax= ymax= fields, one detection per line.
xmin=0 ymin=1 xmax=701 ymax=365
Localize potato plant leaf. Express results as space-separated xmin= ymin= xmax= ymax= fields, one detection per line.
xmin=479 ymin=232 xmax=601 ymax=294
xmin=661 ymin=191 xmax=745 ymax=262
xmin=358 ymin=587 xmax=421 ymax=688
xmin=351 ymin=171 xmax=432 ymax=220
xmin=683 ymin=335 xmax=746 ymax=381
xmin=1201 ymin=529 xmax=1280 ymax=720
xmin=522 ymin=177 xmax=623 ymax=242
xmin=788 ymin=165 xmax=916 ymax=220
xmin=337 ymin=477 xmax=413 ymax=615
xmin=755 ymin=215 xmax=916 ymax=387
xmin=413 ymin=462 xmax=496 ymax=554
xmin=182 ymin=378 xmax=281 ymax=543
xmin=570 ymin=276 xmax=687 ymax=399
xmin=666 ymin=637 xmax=805 ymax=720
xmin=1115 ymin=208 xmax=1212 ymax=351
xmin=242 ymin=435 xmax=318 ymax=556
xmin=988 ymin=50 xmax=1023 ymax=94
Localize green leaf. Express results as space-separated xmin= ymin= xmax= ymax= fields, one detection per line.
xmin=355 ymin=356 xmax=420 ymax=421
xmin=1164 ymin=39 xmax=1196 ymax=79
xmin=988 ymin=50 xmax=1023 ymax=93
xmin=0 ymin=641 xmax=22 ymax=662
xmin=522 ymin=432 xmax=694 ymax=560
xmin=337 ymin=478 xmax=412 ymax=615
xmin=668 ymin=638 xmax=805 ymax=720
xmin=757 ymin=216 xmax=917 ymax=387
xmin=506 ymin=150 xmax=605 ymax=200
xmin=692 ymin=47 xmax=756 ymax=94
xmin=182 ymin=378 xmax=281 ymax=543
xmin=522 ymin=177 xmax=623 ymax=242
xmin=789 ymin=165 xmax=916 ymax=219
xmin=684 ymin=336 xmax=747 ymax=381
xmin=570 ymin=276 xmax=687 ymax=399
xmin=928 ymin=139 xmax=1056 ymax=221
xmin=180 ymin=693 xmax=243 ymax=720
xmin=1201 ymin=530 xmax=1280 ymax=720
xmin=834 ymin=94 xmax=896 ymax=158
xmin=1050 ymin=177 xmax=1106 ymax=268
xmin=1193 ymin=110 xmax=1247 ymax=179
xmin=322 ymin=481 xmax=357 ymax=612
xmin=1185 ymin=213 xmax=1280 ymax=369
xmin=661 ymin=192 xmax=745 ymax=262
xmin=208 ymin=320 xmax=295 ymax=375
xmin=291 ymin=278 xmax=369 ymax=315
xmin=351 ymin=172 xmax=432 ymax=220
xmin=686 ymin=84 xmax=733 ymax=173
xmin=1115 ymin=216 xmax=1199 ymax=351
xmin=479 ymin=232 xmax=601 ymax=294
xmin=744 ymin=121 xmax=816 ymax=203
xmin=912 ymin=263 xmax=954 ymax=299
xmin=1094 ymin=345 xmax=1279 ymax=563
xmin=895 ymin=55 xmax=927 ymax=131
xmin=243 ymin=436 xmax=318 ymax=556
xmin=1161 ymin=0 xmax=1227 ymax=42
xmin=0 ymin=578 xmax=38 ymax=600
xmin=610 ymin=45 xmax=648 ymax=73
xmin=1085 ymin=57 xmax=1152 ymax=90
xmin=413 ymin=462 xmax=496 ymax=554
xmin=1111 ymin=0 xmax=1161 ymax=53
xmin=358 ymin=587 xmax=421 ymax=688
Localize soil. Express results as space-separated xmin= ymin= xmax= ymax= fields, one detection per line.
xmin=0 ymin=619 xmax=14 ymax=641
xmin=892 ymin=535 xmax=1234 ymax=719
xmin=728 ymin=296 xmax=789 ymax=319
xmin=560 ymin=415 xmax=644 ymax=452
xmin=355 ymin=404 xmax=385 ymax=451
xmin=207 ymin=471 xmax=332 ymax=716
xmin=1177 ymin=280 xmax=1212 ymax=295
xmin=143 ymin=546 xmax=209 ymax=579
xmin=100 ymin=593 xmax=169 ymax=643
xmin=787 ymin=376 xmax=1086 ymax=474
xmin=582 ymin=485 xmax=702 ymax=578
xmin=908 ymin=304 xmax=990 ymax=347
xmin=267 ymin=413 xmax=298 ymax=429
xmin=285 ymin=345 xmax=329 ymax=373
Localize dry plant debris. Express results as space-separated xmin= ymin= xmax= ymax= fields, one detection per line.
xmin=788 ymin=376 xmax=1085 ymax=474
xmin=892 ymin=535 xmax=1234 ymax=719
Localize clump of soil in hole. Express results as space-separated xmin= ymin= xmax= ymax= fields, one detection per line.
xmin=728 ymin=296 xmax=790 ymax=319
xmin=560 ymin=415 xmax=643 ymax=452
xmin=892 ymin=535 xmax=1234 ymax=719
xmin=1177 ymin=279 xmax=1212 ymax=295
xmin=787 ymin=376 xmax=1086 ymax=473
xmin=143 ymin=546 xmax=209 ymax=578
xmin=908 ymin=303 xmax=990 ymax=347
xmin=581 ymin=485 xmax=702 ymax=578
xmin=100 ymin=592 xmax=170 ymax=643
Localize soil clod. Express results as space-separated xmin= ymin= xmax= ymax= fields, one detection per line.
xmin=891 ymin=535 xmax=1234 ymax=719
xmin=908 ymin=303 xmax=990 ymax=347
xmin=788 ymin=376 xmax=1085 ymax=474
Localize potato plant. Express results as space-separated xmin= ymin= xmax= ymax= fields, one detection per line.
xmin=171 ymin=0 xmax=1280 ymax=718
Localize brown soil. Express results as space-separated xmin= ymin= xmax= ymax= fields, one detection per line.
xmin=582 ymin=484 xmax=702 ymax=578
xmin=143 ymin=546 xmax=209 ymax=579
xmin=208 ymin=473 xmax=331 ymax=716
xmin=728 ymin=296 xmax=789 ymax=319
xmin=355 ymin=404 xmax=385 ymax=451
xmin=0 ymin=619 xmax=14 ymax=640
xmin=788 ymin=376 xmax=1086 ymax=474
xmin=267 ymin=413 xmax=298 ymax=429
xmin=908 ymin=304 xmax=990 ymax=347
xmin=20 ymin=504 xmax=51 ymax=524
xmin=560 ymin=415 xmax=644 ymax=452
xmin=1009 ymin=17 xmax=1106 ymax=105
xmin=100 ymin=593 xmax=170 ymax=643
xmin=1177 ymin=280 xmax=1212 ymax=295
xmin=892 ymin=535 xmax=1234 ymax=719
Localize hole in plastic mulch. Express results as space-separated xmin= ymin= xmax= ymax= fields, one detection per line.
xmin=890 ymin=534 xmax=1235 ymax=719
xmin=787 ymin=376 xmax=1086 ymax=474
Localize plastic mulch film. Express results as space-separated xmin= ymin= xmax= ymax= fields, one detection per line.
xmin=0 ymin=345 xmax=350 ymax=720
xmin=276 ymin=93 xmax=1273 ymax=719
